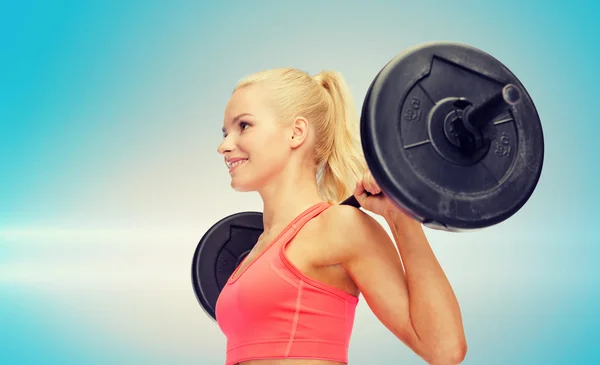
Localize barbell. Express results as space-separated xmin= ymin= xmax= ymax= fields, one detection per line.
xmin=191 ymin=41 xmax=544 ymax=321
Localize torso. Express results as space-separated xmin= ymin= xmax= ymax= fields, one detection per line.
xmin=229 ymin=205 xmax=360 ymax=365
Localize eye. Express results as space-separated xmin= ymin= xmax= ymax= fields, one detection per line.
xmin=239 ymin=121 xmax=250 ymax=131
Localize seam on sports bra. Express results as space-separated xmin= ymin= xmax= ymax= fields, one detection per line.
xmin=269 ymin=261 xmax=300 ymax=289
xmin=269 ymin=261 xmax=350 ymax=319
xmin=285 ymin=280 xmax=303 ymax=356
xmin=279 ymin=246 xmax=359 ymax=304
xmin=227 ymin=337 xmax=347 ymax=350
xmin=344 ymin=300 xmax=350 ymax=344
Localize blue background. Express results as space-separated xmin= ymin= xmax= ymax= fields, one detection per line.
xmin=1 ymin=1 xmax=598 ymax=364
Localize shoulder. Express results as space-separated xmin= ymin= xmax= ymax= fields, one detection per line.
xmin=318 ymin=204 xmax=393 ymax=262
xmin=321 ymin=204 xmax=380 ymax=234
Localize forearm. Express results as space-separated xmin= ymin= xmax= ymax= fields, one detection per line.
xmin=384 ymin=213 xmax=466 ymax=362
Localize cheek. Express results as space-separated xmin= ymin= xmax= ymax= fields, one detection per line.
xmin=245 ymin=130 xmax=287 ymax=158
xmin=262 ymin=138 xmax=290 ymax=166
xmin=250 ymin=141 xmax=288 ymax=176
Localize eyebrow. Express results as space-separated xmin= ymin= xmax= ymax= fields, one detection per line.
xmin=222 ymin=113 xmax=253 ymax=133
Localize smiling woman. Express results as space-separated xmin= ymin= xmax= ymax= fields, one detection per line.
xmin=218 ymin=69 xmax=366 ymax=203
xmin=213 ymin=67 xmax=467 ymax=365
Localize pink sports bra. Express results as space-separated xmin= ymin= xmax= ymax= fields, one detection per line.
xmin=215 ymin=202 xmax=359 ymax=365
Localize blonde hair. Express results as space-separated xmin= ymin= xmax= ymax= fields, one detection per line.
xmin=234 ymin=68 xmax=367 ymax=204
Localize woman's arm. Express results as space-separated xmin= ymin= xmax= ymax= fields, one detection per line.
xmin=331 ymin=206 xmax=467 ymax=365
xmin=383 ymin=211 xmax=467 ymax=364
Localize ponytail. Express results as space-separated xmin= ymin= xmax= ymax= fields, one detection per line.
xmin=313 ymin=71 xmax=367 ymax=204
xmin=234 ymin=68 xmax=367 ymax=204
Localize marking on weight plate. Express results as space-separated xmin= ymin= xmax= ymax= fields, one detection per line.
xmin=494 ymin=132 xmax=512 ymax=157
xmin=493 ymin=117 xmax=514 ymax=126
xmin=224 ymin=247 xmax=236 ymax=257
xmin=217 ymin=256 xmax=230 ymax=274
xmin=479 ymin=161 xmax=500 ymax=183
xmin=225 ymin=224 xmax=261 ymax=257
xmin=418 ymin=84 xmax=435 ymax=104
xmin=404 ymin=90 xmax=425 ymax=123
xmin=404 ymin=139 xmax=431 ymax=149
xmin=404 ymin=104 xmax=422 ymax=122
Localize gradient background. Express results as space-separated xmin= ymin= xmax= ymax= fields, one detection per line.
xmin=1 ymin=1 xmax=598 ymax=364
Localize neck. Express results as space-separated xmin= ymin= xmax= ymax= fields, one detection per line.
xmin=258 ymin=164 xmax=325 ymax=234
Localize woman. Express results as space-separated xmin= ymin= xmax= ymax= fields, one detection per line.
xmin=215 ymin=68 xmax=467 ymax=365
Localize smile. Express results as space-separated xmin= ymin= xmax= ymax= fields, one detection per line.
xmin=227 ymin=159 xmax=248 ymax=172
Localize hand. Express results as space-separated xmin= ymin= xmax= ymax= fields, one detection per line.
xmin=352 ymin=170 xmax=414 ymax=221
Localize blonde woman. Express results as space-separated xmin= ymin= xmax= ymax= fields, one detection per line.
xmin=215 ymin=68 xmax=467 ymax=365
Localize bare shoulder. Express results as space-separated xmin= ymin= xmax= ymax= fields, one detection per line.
xmin=321 ymin=204 xmax=381 ymax=234
xmin=318 ymin=205 xmax=395 ymax=263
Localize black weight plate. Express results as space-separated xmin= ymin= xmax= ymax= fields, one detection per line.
xmin=361 ymin=41 xmax=544 ymax=231
xmin=191 ymin=211 xmax=264 ymax=321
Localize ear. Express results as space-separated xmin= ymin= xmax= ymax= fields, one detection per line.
xmin=289 ymin=116 xmax=309 ymax=149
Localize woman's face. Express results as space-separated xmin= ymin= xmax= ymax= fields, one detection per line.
xmin=217 ymin=85 xmax=293 ymax=192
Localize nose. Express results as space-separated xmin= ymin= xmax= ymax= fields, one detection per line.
xmin=217 ymin=135 xmax=235 ymax=155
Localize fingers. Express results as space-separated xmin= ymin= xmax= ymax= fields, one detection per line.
xmin=362 ymin=170 xmax=381 ymax=195
xmin=354 ymin=179 xmax=367 ymax=199
xmin=353 ymin=170 xmax=381 ymax=207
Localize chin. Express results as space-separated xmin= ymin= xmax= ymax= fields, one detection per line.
xmin=230 ymin=184 xmax=255 ymax=193
xmin=229 ymin=165 xmax=274 ymax=193
xmin=230 ymin=178 xmax=260 ymax=193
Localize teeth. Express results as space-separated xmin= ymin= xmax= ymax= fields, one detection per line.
xmin=228 ymin=159 xmax=247 ymax=168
